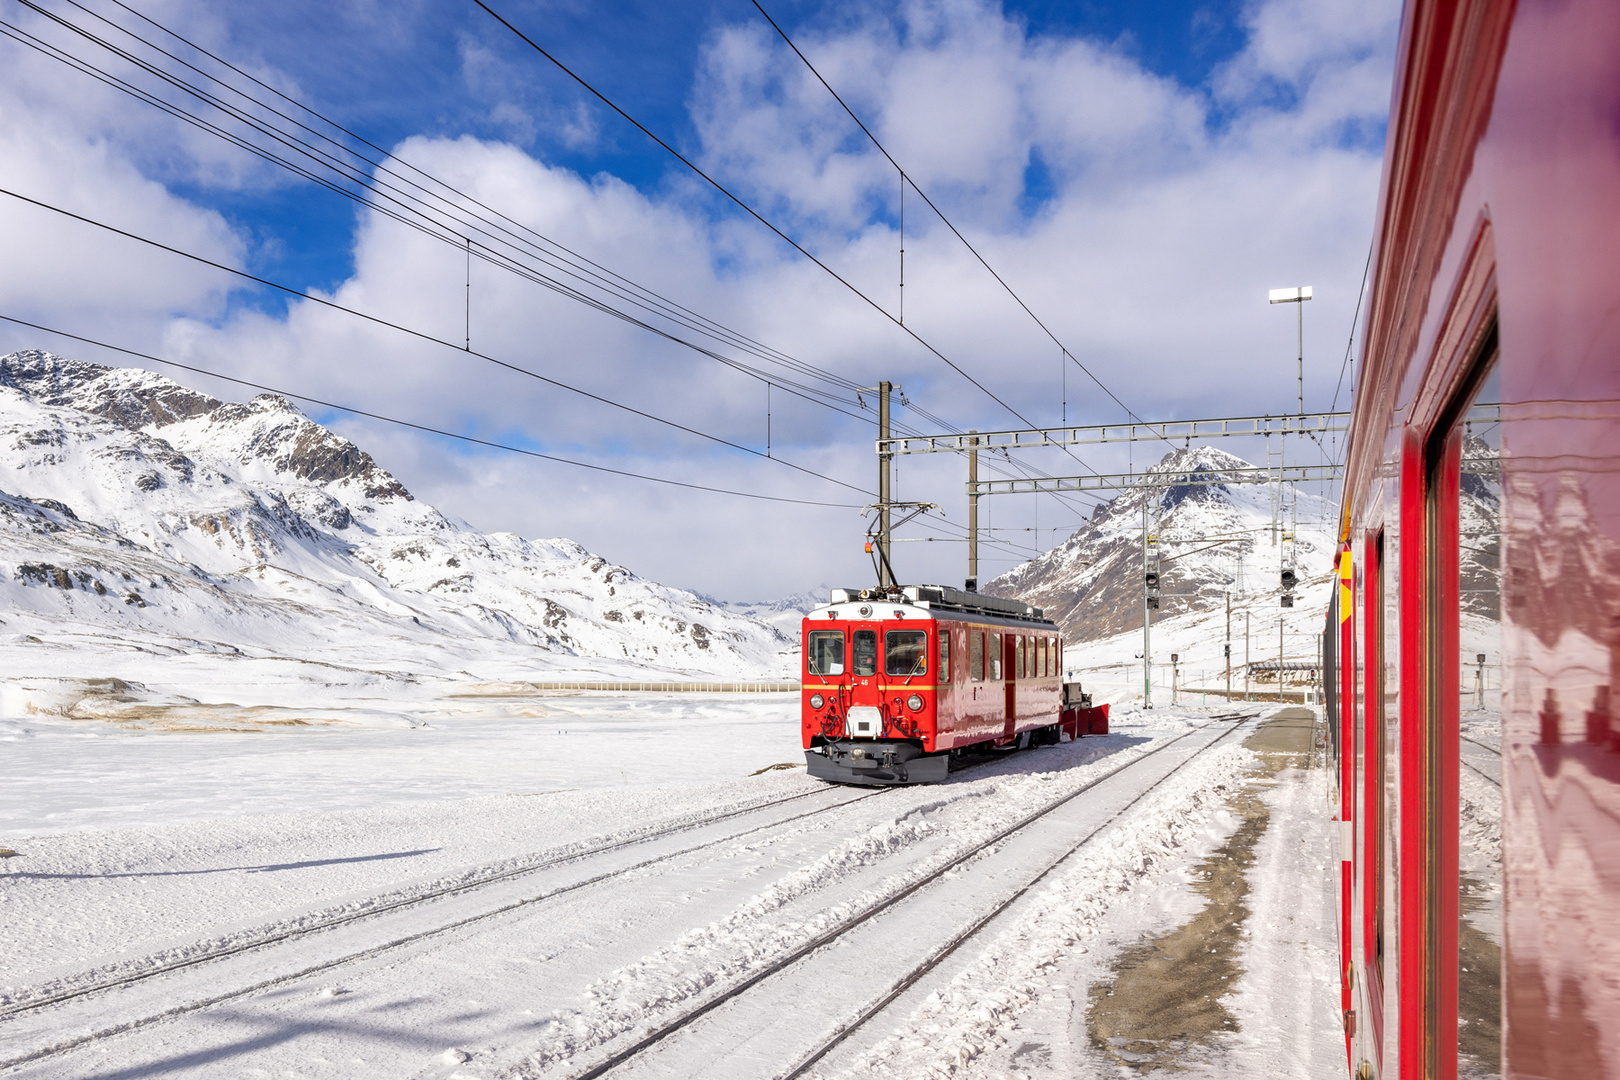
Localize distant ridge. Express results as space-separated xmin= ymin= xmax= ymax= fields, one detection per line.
xmin=0 ymin=349 xmax=787 ymax=678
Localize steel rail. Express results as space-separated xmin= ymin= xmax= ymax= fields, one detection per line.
xmin=1461 ymin=756 xmax=1502 ymax=790
xmin=0 ymin=785 xmax=880 ymax=1031
xmin=561 ymin=717 xmax=1240 ymax=1080
xmin=777 ymin=715 xmax=1256 ymax=1079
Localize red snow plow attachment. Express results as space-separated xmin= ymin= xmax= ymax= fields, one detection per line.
xmin=1059 ymin=683 xmax=1108 ymax=737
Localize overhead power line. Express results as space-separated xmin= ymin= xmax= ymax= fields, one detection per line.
xmin=3 ymin=0 xmax=884 ymax=431
xmin=472 ymin=0 xmax=1052 ymax=434
xmin=0 ymin=313 xmax=862 ymax=508
xmin=0 ymin=184 xmax=873 ymax=498
xmin=747 ymin=0 xmax=1161 ymax=437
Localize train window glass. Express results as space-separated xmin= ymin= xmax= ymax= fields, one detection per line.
xmin=1040 ymin=638 xmax=1048 ymax=678
xmin=1455 ymin=363 xmax=1502 ymax=1078
xmin=989 ymin=633 xmax=1003 ymax=680
xmin=885 ymin=630 xmax=928 ymax=677
xmin=970 ymin=632 xmax=984 ymax=682
xmin=940 ymin=632 xmax=951 ymax=683
xmin=807 ymin=630 xmax=845 ymax=676
xmin=1366 ymin=532 xmax=1386 ymax=988
xmin=1016 ymin=636 xmax=1026 ymax=680
xmin=852 ymin=629 xmax=878 ymax=677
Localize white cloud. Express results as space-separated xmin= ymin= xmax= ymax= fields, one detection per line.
xmin=0 ymin=0 xmax=1402 ymax=599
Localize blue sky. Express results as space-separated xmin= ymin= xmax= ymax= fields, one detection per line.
xmin=171 ymin=1 xmax=1260 ymax=298
xmin=0 ymin=0 xmax=1402 ymax=597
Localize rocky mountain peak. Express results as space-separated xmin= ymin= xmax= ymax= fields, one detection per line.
xmin=0 ymin=350 xmax=409 ymax=502
xmin=984 ymin=445 xmax=1336 ymax=642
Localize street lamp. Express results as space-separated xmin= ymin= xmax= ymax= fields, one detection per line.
xmin=1269 ymin=286 xmax=1313 ymax=416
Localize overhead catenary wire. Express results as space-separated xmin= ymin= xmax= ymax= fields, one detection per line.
xmin=11 ymin=0 xmax=1032 ymax=482
xmin=0 ymin=3 xmax=883 ymax=430
xmin=472 ymin=0 xmax=1066 ymax=438
xmin=5 ymin=2 xmax=1088 ymax=562
xmin=0 ymin=314 xmax=863 ymax=509
xmin=747 ymin=0 xmax=1172 ymax=447
xmin=0 ymin=184 xmax=874 ymax=499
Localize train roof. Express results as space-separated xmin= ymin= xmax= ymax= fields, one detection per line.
xmin=814 ymin=585 xmax=1053 ymax=625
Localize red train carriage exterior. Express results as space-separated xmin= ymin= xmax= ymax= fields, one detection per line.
xmin=1327 ymin=0 xmax=1620 ymax=1077
xmin=801 ymin=585 xmax=1064 ymax=785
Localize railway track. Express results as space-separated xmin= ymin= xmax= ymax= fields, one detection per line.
xmin=0 ymin=783 xmax=893 ymax=1072
xmin=544 ymin=716 xmax=1252 ymax=1080
xmin=1459 ymin=732 xmax=1503 ymax=789
xmin=0 ymin=783 xmax=869 ymax=1020
xmin=0 ymin=718 xmax=1245 ymax=1077
xmin=779 ymin=715 xmax=1255 ymax=1080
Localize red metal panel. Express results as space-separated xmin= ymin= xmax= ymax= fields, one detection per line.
xmin=1397 ymin=431 xmax=1428 ymax=1080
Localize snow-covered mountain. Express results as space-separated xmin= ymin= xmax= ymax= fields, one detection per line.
xmin=0 ymin=349 xmax=787 ymax=690
xmin=985 ymin=446 xmax=1338 ymax=642
xmin=706 ymin=587 xmax=830 ymax=640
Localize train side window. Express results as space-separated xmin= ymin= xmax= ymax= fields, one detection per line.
xmin=1365 ymin=530 xmax=1386 ymax=990
xmin=852 ymin=629 xmax=878 ymax=677
xmin=1452 ymin=360 xmax=1502 ymax=1077
xmin=807 ymin=630 xmax=845 ymax=676
xmin=970 ymin=632 xmax=985 ymax=682
xmin=939 ymin=631 xmax=951 ymax=683
xmin=885 ymin=630 xmax=927 ymax=677
xmin=989 ymin=633 xmax=1003 ymax=680
xmin=1016 ymin=636 xmax=1026 ymax=680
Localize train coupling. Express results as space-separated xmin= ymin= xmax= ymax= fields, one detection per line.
xmin=807 ymin=740 xmax=948 ymax=786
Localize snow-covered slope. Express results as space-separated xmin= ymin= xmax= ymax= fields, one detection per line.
xmin=0 ymin=349 xmax=787 ymax=693
xmin=706 ymin=587 xmax=829 ymax=641
xmin=986 ymin=446 xmax=1338 ymax=642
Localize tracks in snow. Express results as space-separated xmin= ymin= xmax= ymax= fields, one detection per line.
xmin=0 ymin=784 xmax=882 ymax=1072
xmin=1 ymin=717 xmax=1260 ymax=1079
xmin=536 ymin=715 xmax=1256 ymax=1080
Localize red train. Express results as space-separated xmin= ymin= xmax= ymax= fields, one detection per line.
xmin=800 ymin=585 xmax=1103 ymax=785
xmin=1325 ymin=1 xmax=1620 ymax=1076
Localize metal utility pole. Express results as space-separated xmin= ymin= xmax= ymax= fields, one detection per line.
xmin=966 ymin=431 xmax=979 ymax=591
xmin=1279 ymin=613 xmax=1285 ymax=703
xmin=1269 ymin=286 xmax=1313 ymax=418
xmin=1142 ymin=499 xmax=1152 ymax=708
xmin=878 ymin=381 xmax=893 ymax=588
xmin=1244 ymin=612 xmax=1251 ymax=701
xmin=1225 ymin=592 xmax=1233 ymax=702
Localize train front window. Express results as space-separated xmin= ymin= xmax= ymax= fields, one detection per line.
xmin=852 ymin=629 xmax=878 ymax=677
xmin=885 ymin=630 xmax=927 ymax=677
xmin=1455 ymin=361 xmax=1502 ymax=1079
xmin=807 ymin=630 xmax=844 ymax=676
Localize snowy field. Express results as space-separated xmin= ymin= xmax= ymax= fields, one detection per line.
xmin=0 ymin=693 xmax=803 ymax=835
xmin=0 ymin=699 xmax=1341 ymax=1079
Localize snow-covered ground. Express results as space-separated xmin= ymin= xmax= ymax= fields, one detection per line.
xmin=0 ymin=699 xmax=1342 ymax=1079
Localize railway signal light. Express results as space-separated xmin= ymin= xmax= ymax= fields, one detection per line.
xmin=1145 ymin=571 xmax=1159 ymax=589
xmin=1147 ymin=596 xmax=1159 ymax=610
xmin=1280 ymin=568 xmax=1297 ymax=590
xmin=1281 ymin=594 xmax=1294 ymax=607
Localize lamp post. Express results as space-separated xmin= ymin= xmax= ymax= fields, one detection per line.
xmin=1269 ymin=286 xmax=1313 ymax=416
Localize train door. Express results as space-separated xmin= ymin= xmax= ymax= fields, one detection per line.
xmin=1003 ymin=632 xmax=1018 ymax=740
xmin=845 ymin=616 xmax=882 ymax=737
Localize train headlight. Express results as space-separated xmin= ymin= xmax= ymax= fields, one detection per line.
xmin=906 ymin=694 xmax=924 ymax=712
xmin=809 ymin=694 xmax=825 ymax=709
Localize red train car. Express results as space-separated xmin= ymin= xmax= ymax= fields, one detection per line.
xmin=1327 ymin=1 xmax=1620 ymax=1077
xmin=801 ymin=585 xmax=1067 ymax=784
